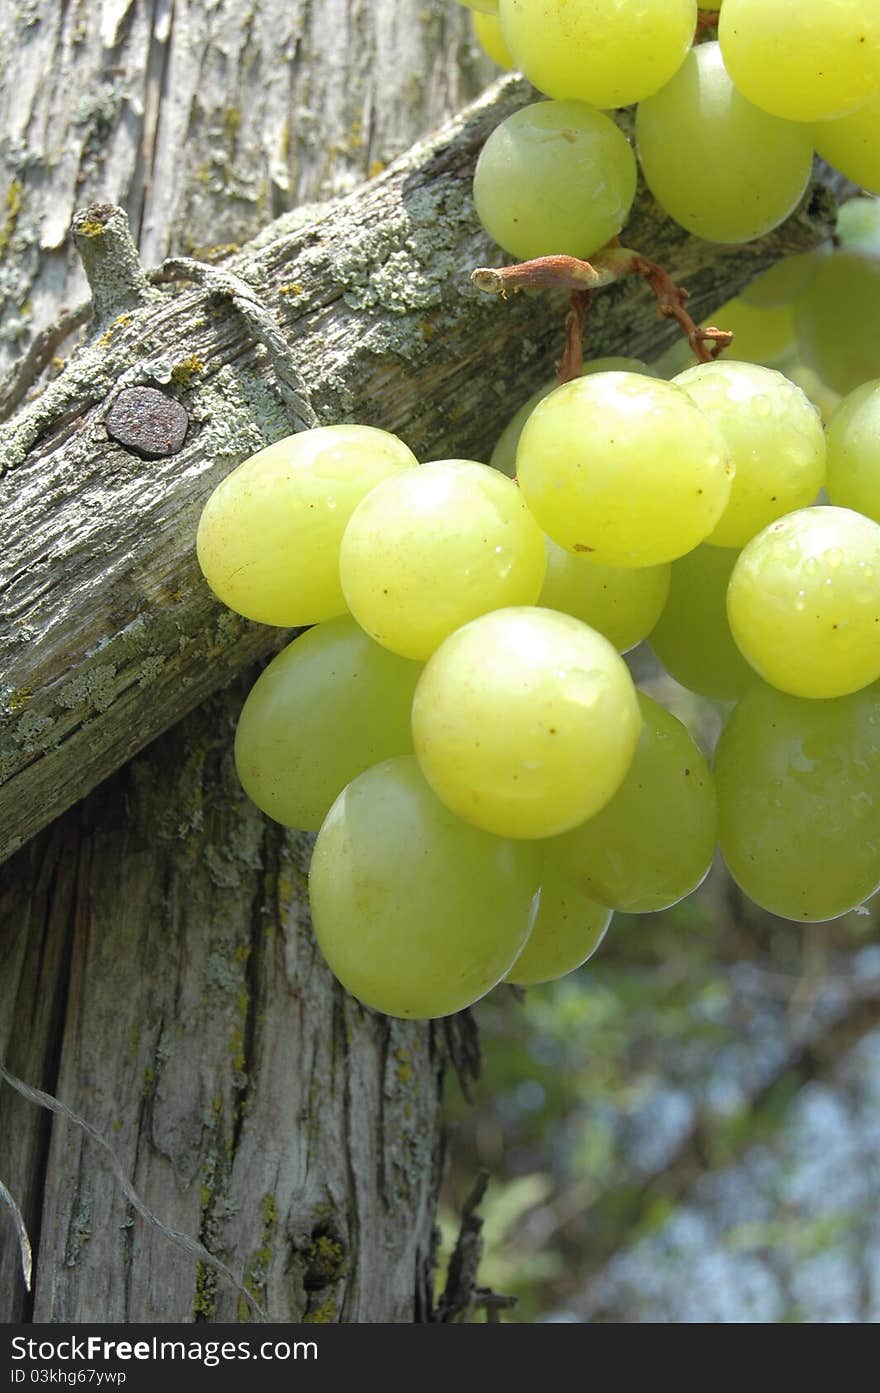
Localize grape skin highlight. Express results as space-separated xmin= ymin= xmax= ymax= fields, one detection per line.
xmin=636 ymin=43 xmax=814 ymax=245
xmin=498 ymin=0 xmax=696 ymax=111
xmin=309 ymin=757 xmax=540 ymax=1019
xmin=473 ymin=100 xmax=637 ymax=262
xmin=339 ymin=459 xmax=546 ymax=660
xmin=412 ymin=607 xmax=642 ymax=840
xmin=516 ymin=373 xmax=733 ymax=568
xmin=196 ymin=425 xmax=418 ymax=627
xmin=727 ymin=506 xmax=880 ymax=700
xmin=234 ymin=616 xmax=421 ymax=831
xmin=715 ymin=683 xmax=880 ymax=922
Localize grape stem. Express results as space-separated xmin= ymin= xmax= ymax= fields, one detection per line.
xmin=471 ymin=246 xmax=733 ymax=383
xmin=695 ymin=9 xmax=721 ymax=42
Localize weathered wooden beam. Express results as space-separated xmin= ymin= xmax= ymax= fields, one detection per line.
xmin=0 ymin=74 xmax=840 ymax=863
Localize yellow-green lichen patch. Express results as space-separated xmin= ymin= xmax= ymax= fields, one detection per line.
xmin=170 ymin=355 xmax=204 ymax=387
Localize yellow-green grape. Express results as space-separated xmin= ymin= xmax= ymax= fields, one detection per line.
xmin=499 ymin=0 xmax=695 ymax=110
xmin=516 ymin=373 xmax=733 ymax=567
xmin=728 ymin=506 xmax=880 ymax=699
xmin=837 ymin=196 xmax=880 ymax=253
xmin=711 ymin=297 xmax=797 ymax=365
xmin=339 ymin=460 xmax=546 ymax=660
xmin=782 ymin=359 xmax=841 ymax=425
xmin=674 ymin=361 xmax=826 ymax=547
xmin=636 ymin=43 xmax=813 ymax=244
xmin=546 ymin=693 xmax=718 ymax=913
xmin=719 ymin=0 xmax=880 ymax=123
xmin=309 ymin=756 xmax=540 ymax=1019
xmin=795 ymin=248 xmax=880 ymax=394
xmin=741 ymin=252 xmax=824 ymax=308
xmin=196 ymin=426 xmax=418 ymax=626
xmin=649 ymin=544 xmax=754 ymax=701
xmin=816 ymin=91 xmax=880 ymax=193
xmin=472 ymin=10 xmax=512 ymax=67
xmin=715 ymin=682 xmax=880 ymax=922
xmin=490 ymin=358 xmax=653 ymax=478
xmin=458 ymin=0 xmax=498 ymax=12
xmin=473 ymin=100 xmax=637 ymax=262
xmin=506 ymin=863 xmax=611 ymax=987
xmin=234 ymin=617 xmax=421 ymax=831
xmin=412 ymin=607 xmax=642 ymax=840
xmin=539 ymin=539 xmax=670 ymax=654
xmin=826 ymin=378 xmax=880 ymax=522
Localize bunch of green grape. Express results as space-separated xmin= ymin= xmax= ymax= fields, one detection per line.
xmin=194 ymin=1 xmax=880 ymax=1022
xmin=463 ymin=0 xmax=880 ymax=258
xmin=196 ymin=353 xmax=880 ymax=1018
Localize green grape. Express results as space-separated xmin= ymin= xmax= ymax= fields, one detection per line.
xmin=412 ymin=607 xmax=642 ymax=840
xmin=715 ymin=682 xmax=880 ymax=921
xmin=674 ymin=360 xmax=826 ymax=548
xmin=507 ymin=863 xmax=611 ymax=987
xmin=309 ymin=757 xmax=540 ymax=1019
xmin=782 ymin=359 xmax=841 ymax=425
xmin=473 ymin=100 xmax=637 ymax=262
xmin=234 ymin=617 xmax=421 ymax=831
xmin=649 ymin=544 xmax=754 ymax=702
xmin=636 ymin=44 xmax=813 ymax=245
xmin=719 ymin=0 xmax=880 ymax=123
xmin=728 ymin=506 xmax=880 ymax=699
xmin=539 ymin=539 xmax=670 ymax=654
xmin=339 ymin=460 xmax=546 ymax=660
xmin=490 ymin=358 xmax=653 ymax=478
xmin=826 ymin=378 xmax=880 ymax=522
xmin=713 ymin=296 xmax=797 ymax=365
xmin=816 ymin=91 xmax=880 ymax=193
xmin=498 ymin=0 xmax=695 ymax=110
xmin=741 ymin=251 xmax=824 ymax=308
xmin=458 ymin=0 xmax=498 ymax=12
xmin=795 ymin=248 xmax=880 ymax=394
xmin=516 ymin=373 xmax=733 ymax=568
xmin=836 ymin=195 xmax=880 ymax=253
xmin=547 ymin=693 xmax=718 ymax=914
xmin=196 ymin=426 xmax=418 ymax=627
xmin=472 ymin=10 xmax=512 ymax=68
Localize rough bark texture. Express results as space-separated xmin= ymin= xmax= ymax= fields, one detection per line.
xmin=0 ymin=0 xmax=488 ymax=1324
xmin=0 ymin=0 xmax=488 ymax=378
xmin=0 ymin=686 xmax=456 ymax=1321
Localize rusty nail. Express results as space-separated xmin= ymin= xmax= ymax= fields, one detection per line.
xmin=105 ymin=386 xmax=189 ymax=460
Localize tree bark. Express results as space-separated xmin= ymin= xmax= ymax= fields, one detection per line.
xmin=0 ymin=0 xmax=487 ymax=1324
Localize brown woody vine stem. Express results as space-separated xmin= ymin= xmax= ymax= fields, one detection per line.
xmin=472 ymin=245 xmax=734 ymax=379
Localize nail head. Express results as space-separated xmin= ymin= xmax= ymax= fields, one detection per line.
xmin=105 ymin=386 xmax=189 ymax=460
